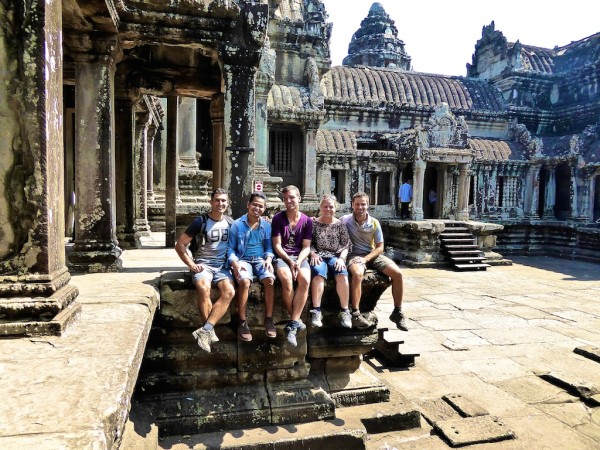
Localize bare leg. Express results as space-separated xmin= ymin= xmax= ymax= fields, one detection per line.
xmin=335 ymin=274 xmax=349 ymax=310
xmin=194 ymin=279 xmax=213 ymax=323
xmin=206 ymin=279 xmax=235 ymax=325
xmin=311 ymin=275 xmax=325 ymax=308
xmin=236 ymin=278 xmax=251 ymax=321
xmin=291 ymin=266 xmax=311 ymax=321
xmin=262 ymin=277 xmax=275 ymax=317
xmin=277 ymin=266 xmax=294 ymax=316
xmin=348 ymin=263 xmax=364 ymax=310
xmin=382 ymin=263 xmax=403 ymax=308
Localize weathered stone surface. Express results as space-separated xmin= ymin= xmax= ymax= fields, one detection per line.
xmin=433 ymin=415 xmax=515 ymax=446
xmin=414 ymin=398 xmax=462 ymax=425
xmin=574 ymin=345 xmax=600 ymax=364
xmin=442 ymin=393 xmax=489 ymax=417
xmin=538 ymin=371 xmax=600 ymax=402
xmin=268 ymin=379 xmax=335 ymax=425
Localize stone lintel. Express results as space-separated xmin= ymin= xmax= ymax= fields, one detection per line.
xmin=433 ymin=415 xmax=515 ymax=446
xmin=442 ymin=393 xmax=489 ymax=417
xmin=0 ymin=284 xmax=81 ymax=337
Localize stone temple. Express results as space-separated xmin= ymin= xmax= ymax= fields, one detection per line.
xmin=1 ymin=0 xmax=599 ymax=446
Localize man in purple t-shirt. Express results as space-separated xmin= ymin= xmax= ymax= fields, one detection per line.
xmin=271 ymin=185 xmax=313 ymax=346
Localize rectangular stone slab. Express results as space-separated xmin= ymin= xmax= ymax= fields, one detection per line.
xmin=434 ymin=415 xmax=515 ymax=446
xmin=443 ymin=393 xmax=489 ymax=417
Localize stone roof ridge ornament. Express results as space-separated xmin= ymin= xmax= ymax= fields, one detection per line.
xmin=305 ymin=57 xmax=324 ymax=109
xmin=425 ymin=103 xmax=468 ymax=148
xmin=508 ymin=118 xmax=543 ymax=159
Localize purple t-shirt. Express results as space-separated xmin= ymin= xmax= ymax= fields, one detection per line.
xmin=271 ymin=211 xmax=313 ymax=257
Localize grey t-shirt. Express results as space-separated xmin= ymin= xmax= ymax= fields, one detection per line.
xmin=186 ymin=217 xmax=231 ymax=268
xmin=341 ymin=213 xmax=383 ymax=256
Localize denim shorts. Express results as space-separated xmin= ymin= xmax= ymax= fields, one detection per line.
xmin=192 ymin=265 xmax=233 ymax=285
xmin=275 ymin=255 xmax=310 ymax=272
xmin=311 ymin=256 xmax=348 ymax=280
xmin=237 ymin=258 xmax=275 ymax=282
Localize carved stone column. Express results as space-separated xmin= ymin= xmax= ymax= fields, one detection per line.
xmin=134 ymin=109 xmax=151 ymax=236
xmin=165 ymin=97 xmax=180 ymax=247
xmin=524 ymin=164 xmax=541 ymax=218
xmin=210 ymin=94 xmax=225 ymax=189
xmin=68 ymin=41 xmax=122 ymax=273
xmin=220 ymin=52 xmax=258 ymax=217
xmin=177 ymin=97 xmax=199 ymax=169
xmin=147 ymin=124 xmax=157 ymax=202
xmin=0 ymin=0 xmax=80 ymax=336
xmin=456 ymin=163 xmax=470 ymax=221
xmin=303 ymin=126 xmax=319 ymax=202
xmin=115 ymin=98 xmax=140 ymax=249
xmin=543 ymin=164 xmax=557 ymax=219
xmin=412 ymin=159 xmax=426 ymax=220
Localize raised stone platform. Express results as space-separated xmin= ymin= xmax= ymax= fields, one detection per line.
xmin=135 ymin=269 xmax=394 ymax=437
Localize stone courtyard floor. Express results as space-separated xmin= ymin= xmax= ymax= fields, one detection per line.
xmin=2 ymin=234 xmax=600 ymax=449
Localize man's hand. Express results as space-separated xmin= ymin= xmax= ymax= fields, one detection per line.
xmin=190 ymin=262 xmax=205 ymax=273
xmin=349 ymin=256 xmax=365 ymax=266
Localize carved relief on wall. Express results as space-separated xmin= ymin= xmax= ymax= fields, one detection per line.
xmin=424 ymin=103 xmax=469 ymax=149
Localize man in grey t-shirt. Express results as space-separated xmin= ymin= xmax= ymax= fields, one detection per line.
xmin=342 ymin=192 xmax=408 ymax=331
xmin=175 ymin=188 xmax=235 ymax=352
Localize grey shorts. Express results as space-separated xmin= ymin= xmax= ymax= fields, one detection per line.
xmin=348 ymin=253 xmax=395 ymax=274
xmin=275 ymin=255 xmax=310 ymax=272
xmin=192 ymin=265 xmax=233 ymax=285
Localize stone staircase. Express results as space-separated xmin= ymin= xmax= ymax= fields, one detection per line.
xmin=440 ymin=222 xmax=491 ymax=271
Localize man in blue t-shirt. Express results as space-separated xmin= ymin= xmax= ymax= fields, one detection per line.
xmin=227 ymin=191 xmax=276 ymax=342
xmin=175 ymin=188 xmax=235 ymax=353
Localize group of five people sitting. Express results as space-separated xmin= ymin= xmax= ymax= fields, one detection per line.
xmin=175 ymin=185 xmax=408 ymax=352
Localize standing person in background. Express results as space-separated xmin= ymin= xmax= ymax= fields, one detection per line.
xmin=227 ymin=191 xmax=276 ymax=342
xmin=308 ymin=194 xmax=352 ymax=329
xmin=271 ymin=185 xmax=313 ymax=347
xmin=175 ymin=188 xmax=235 ymax=353
xmin=399 ymin=179 xmax=413 ymax=219
xmin=343 ymin=192 xmax=408 ymax=331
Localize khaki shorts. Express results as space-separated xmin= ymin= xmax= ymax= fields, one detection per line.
xmin=348 ymin=254 xmax=395 ymax=274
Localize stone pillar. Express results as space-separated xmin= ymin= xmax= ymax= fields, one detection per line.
xmin=303 ymin=126 xmax=319 ymax=202
xmin=412 ymin=160 xmax=426 ymax=220
xmin=165 ymin=97 xmax=179 ymax=247
xmin=436 ymin=165 xmax=447 ymax=218
xmin=456 ymin=163 xmax=470 ymax=221
xmin=210 ymin=94 xmax=225 ymax=189
xmin=0 ymin=0 xmax=80 ymax=336
xmin=177 ymin=97 xmax=199 ymax=169
xmin=543 ymin=164 xmax=557 ymax=219
xmin=68 ymin=42 xmax=122 ymax=273
xmin=220 ymin=55 xmax=258 ymax=217
xmin=524 ymin=164 xmax=541 ymax=218
xmin=134 ymin=109 xmax=151 ymax=236
xmin=489 ymin=166 xmax=498 ymax=212
xmin=147 ymin=124 xmax=157 ymax=202
xmin=115 ymin=98 xmax=140 ymax=249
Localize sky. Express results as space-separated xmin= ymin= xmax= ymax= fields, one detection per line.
xmin=320 ymin=0 xmax=600 ymax=76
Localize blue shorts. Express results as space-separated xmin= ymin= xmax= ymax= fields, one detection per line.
xmin=237 ymin=258 xmax=275 ymax=282
xmin=311 ymin=256 xmax=348 ymax=280
xmin=192 ymin=265 xmax=233 ymax=285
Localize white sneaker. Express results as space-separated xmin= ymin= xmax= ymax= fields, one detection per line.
xmin=192 ymin=328 xmax=212 ymax=353
xmin=310 ymin=309 xmax=323 ymax=327
xmin=352 ymin=312 xmax=372 ymax=330
xmin=209 ymin=328 xmax=219 ymax=343
xmin=339 ymin=310 xmax=352 ymax=328
xmin=287 ymin=327 xmax=298 ymax=347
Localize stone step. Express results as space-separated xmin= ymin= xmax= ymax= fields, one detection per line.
xmin=447 ymin=249 xmax=484 ymax=256
xmin=440 ymin=232 xmax=472 ymax=238
xmin=450 ymin=256 xmax=487 ymax=263
xmin=441 ymin=238 xmax=475 ymax=243
xmin=454 ymin=263 xmax=490 ymax=271
xmin=372 ymin=328 xmax=420 ymax=367
xmin=444 ymin=244 xmax=479 ymax=250
xmin=156 ymin=391 xmax=421 ymax=450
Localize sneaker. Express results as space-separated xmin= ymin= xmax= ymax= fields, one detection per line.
xmin=192 ymin=328 xmax=212 ymax=353
xmin=238 ymin=320 xmax=253 ymax=342
xmin=351 ymin=312 xmax=372 ymax=330
xmin=295 ymin=319 xmax=306 ymax=331
xmin=389 ymin=311 xmax=408 ymax=331
xmin=310 ymin=309 xmax=323 ymax=327
xmin=209 ymin=328 xmax=219 ymax=343
xmin=265 ymin=317 xmax=276 ymax=338
xmin=287 ymin=327 xmax=298 ymax=347
xmin=339 ymin=310 xmax=352 ymax=329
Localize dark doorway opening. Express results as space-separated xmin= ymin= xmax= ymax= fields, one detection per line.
xmin=555 ymin=163 xmax=571 ymax=220
xmin=424 ymin=165 xmax=438 ymax=218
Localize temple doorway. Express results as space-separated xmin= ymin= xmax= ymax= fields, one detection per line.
xmin=593 ymin=175 xmax=600 ymax=222
xmin=424 ymin=165 xmax=438 ymax=218
xmin=538 ymin=167 xmax=548 ymax=218
xmin=555 ymin=163 xmax=571 ymax=219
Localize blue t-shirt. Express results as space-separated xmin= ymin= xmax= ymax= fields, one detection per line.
xmin=242 ymin=228 xmax=263 ymax=259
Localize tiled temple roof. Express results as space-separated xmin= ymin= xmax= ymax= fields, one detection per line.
xmin=470 ymin=138 xmax=526 ymax=161
xmin=554 ymin=32 xmax=600 ymax=73
xmin=267 ymin=84 xmax=307 ymax=111
xmin=316 ymin=129 xmax=357 ymax=154
xmin=510 ymin=43 xmax=555 ymax=74
xmin=322 ymin=66 xmax=505 ymax=112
